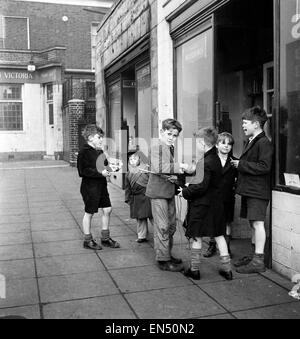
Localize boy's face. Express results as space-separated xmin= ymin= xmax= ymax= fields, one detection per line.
xmin=196 ymin=138 xmax=206 ymax=153
xmin=88 ymin=133 xmax=103 ymax=150
xmin=242 ymin=119 xmax=259 ymax=137
xmin=129 ymin=154 xmax=140 ymax=167
xmin=217 ymin=138 xmax=232 ymax=155
xmin=160 ymin=128 xmax=179 ymax=147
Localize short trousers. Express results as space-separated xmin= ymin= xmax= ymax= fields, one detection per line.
xmin=81 ymin=185 xmax=112 ymax=214
xmin=240 ymin=196 xmax=269 ymax=221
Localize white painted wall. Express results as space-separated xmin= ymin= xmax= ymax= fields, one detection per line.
xmin=156 ymin=0 xmax=186 ymax=127
xmin=272 ymin=191 xmax=300 ymax=279
xmin=0 ymin=83 xmax=63 ymax=154
xmin=0 ymin=84 xmax=44 ymax=153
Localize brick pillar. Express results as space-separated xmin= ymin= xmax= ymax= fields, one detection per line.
xmin=68 ymin=99 xmax=85 ymax=167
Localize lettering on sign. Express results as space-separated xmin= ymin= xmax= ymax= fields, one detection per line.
xmin=0 ymin=72 xmax=34 ymax=80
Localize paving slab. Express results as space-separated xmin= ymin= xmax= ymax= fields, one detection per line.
xmin=36 ymin=253 xmax=105 ymax=277
xmin=43 ymin=295 xmax=136 ymax=319
xmin=0 ymin=231 xmax=32 ymax=246
xmin=233 ymin=301 xmax=300 ymax=319
xmin=0 ymin=215 xmax=30 ymax=224
xmin=98 ymin=248 xmax=155 ymax=270
xmin=32 ymin=229 xmax=82 ymax=244
xmin=125 ymin=286 xmax=226 ymax=319
xmin=0 ymin=259 xmax=36 ymax=280
xmin=200 ymin=276 xmax=294 ymax=312
xmin=39 ymin=271 xmax=119 ymax=303
xmin=200 ymin=313 xmax=235 ymax=319
xmin=109 ymin=265 xmax=193 ymax=293
xmin=0 ymin=244 xmax=33 ymax=261
xmin=31 ymin=220 xmax=78 ymax=232
xmin=0 ymin=208 xmax=29 ymax=216
xmin=0 ymin=278 xmax=39 ymax=309
xmin=34 ymin=240 xmax=90 ymax=258
xmin=0 ymin=305 xmax=40 ymax=319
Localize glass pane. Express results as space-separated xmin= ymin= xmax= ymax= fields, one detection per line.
xmin=137 ymin=64 xmax=152 ymax=156
xmin=108 ymin=81 xmax=122 ymax=156
xmin=49 ymin=104 xmax=54 ymax=125
xmin=279 ymin=0 xmax=300 ymax=187
xmin=176 ymin=28 xmax=213 ymax=142
xmin=47 ymin=84 xmax=53 ymax=101
xmin=0 ymin=85 xmax=22 ymax=100
xmin=0 ymin=102 xmax=23 ymax=130
xmin=122 ymin=79 xmax=136 ymax=151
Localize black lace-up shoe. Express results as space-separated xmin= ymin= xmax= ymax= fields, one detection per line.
xmin=219 ymin=270 xmax=233 ymax=281
xmin=83 ymin=239 xmax=102 ymax=251
xmin=170 ymin=256 xmax=183 ymax=265
xmin=101 ymin=237 xmax=121 ymax=248
xmin=184 ymin=268 xmax=201 ymax=281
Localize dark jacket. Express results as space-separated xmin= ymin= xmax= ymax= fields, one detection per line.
xmin=236 ymin=132 xmax=273 ymax=200
xmin=220 ymin=156 xmax=238 ymax=223
xmin=182 ymin=147 xmax=226 ymax=238
xmin=77 ymin=144 xmax=108 ymax=200
xmin=146 ymin=141 xmax=182 ymax=199
xmin=125 ymin=172 xmax=152 ymax=220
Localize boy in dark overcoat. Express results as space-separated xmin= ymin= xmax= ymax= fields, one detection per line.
xmin=231 ymin=106 xmax=273 ymax=274
xmin=77 ymin=124 xmax=120 ymax=250
xmin=179 ymin=127 xmax=233 ymax=281
xmin=204 ymin=133 xmax=238 ymax=258
xmin=125 ymin=151 xmax=153 ymax=243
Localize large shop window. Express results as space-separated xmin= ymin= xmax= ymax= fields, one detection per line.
xmin=175 ymin=22 xmax=213 ymax=141
xmin=278 ymin=0 xmax=300 ymax=190
xmin=0 ymin=84 xmax=23 ymax=131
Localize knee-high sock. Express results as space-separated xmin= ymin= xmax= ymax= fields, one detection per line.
xmin=191 ymin=249 xmax=201 ymax=272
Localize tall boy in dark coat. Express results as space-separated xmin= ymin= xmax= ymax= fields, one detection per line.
xmin=77 ymin=124 xmax=120 ymax=250
xmin=231 ymin=106 xmax=273 ymax=274
xmin=179 ymin=127 xmax=232 ymax=281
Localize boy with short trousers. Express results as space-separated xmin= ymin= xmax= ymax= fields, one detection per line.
xmin=77 ymin=124 xmax=120 ymax=250
xmin=231 ymin=107 xmax=273 ymax=274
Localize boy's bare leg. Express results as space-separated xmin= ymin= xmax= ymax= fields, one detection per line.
xmin=83 ymin=213 xmax=93 ymax=236
xmin=253 ymin=221 xmax=266 ymax=255
xmin=101 ymin=207 xmax=112 ymax=231
xmin=137 ymin=218 xmax=148 ymax=241
xmin=214 ymin=236 xmax=229 ymax=257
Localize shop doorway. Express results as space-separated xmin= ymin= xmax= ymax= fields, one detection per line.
xmin=106 ymin=57 xmax=152 ymax=189
xmin=215 ymin=0 xmax=274 ymax=265
xmin=44 ymin=83 xmax=55 ymax=158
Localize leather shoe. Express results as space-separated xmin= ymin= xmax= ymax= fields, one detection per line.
xmin=184 ymin=268 xmax=201 ymax=281
xmin=171 ymin=256 xmax=183 ymax=265
xmin=158 ymin=261 xmax=183 ymax=272
xmin=83 ymin=239 xmax=102 ymax=251
xmin=219 ymin=270 xmax=233 ymax=281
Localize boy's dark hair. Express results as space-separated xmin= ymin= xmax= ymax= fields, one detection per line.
xmin=82 ymin=124 xmax=104 ymax=142
xmin=242 ymin=106 xmax=268 ymax=129
xmin=217 ymin=132 xmax=235 ymax=146
xmin=194 ymin=127 xmax=218 ymax=147
xmin=162 ymin=119 xmax=182 ymax=134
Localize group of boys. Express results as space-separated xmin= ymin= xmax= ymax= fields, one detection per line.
xmin=77 ymin=106 xmax=273 ymax=280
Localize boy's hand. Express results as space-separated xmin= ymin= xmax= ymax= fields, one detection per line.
xmin=177 ymin=187 xmax=183 ymax=197
xmin=230 ymin=159 xmax=240 ymax=168
xmin=167 ymin=175 xmax=178 ymax=184
xmin=102 ymin=169 xmax=111 ymax=177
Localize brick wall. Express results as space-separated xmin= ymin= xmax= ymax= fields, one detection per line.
xmin=0 ymin=0 xmax=105 ymax=70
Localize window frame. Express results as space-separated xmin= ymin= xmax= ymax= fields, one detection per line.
xmin=0 ymin=84 xmax=23 ymax=132
xmin=274 ymin=0 xmax=300 ymax=195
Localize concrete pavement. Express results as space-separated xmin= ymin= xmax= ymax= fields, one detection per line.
xmin=0 ymin=162 xmax=299 ymax=319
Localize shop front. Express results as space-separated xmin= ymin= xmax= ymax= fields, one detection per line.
xmin=165 ymin=0 xmax=299 ymax=276
xmin=0 ymin=66 xmax=63 ymax=161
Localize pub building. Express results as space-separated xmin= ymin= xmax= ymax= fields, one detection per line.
xmin=96 ymin=0 xmax=300 ymax=278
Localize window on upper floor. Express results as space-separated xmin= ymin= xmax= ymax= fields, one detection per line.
xmin=0 ymin=16 xmax=30 ymax=50
xmin=91 ymin=22 xmax=100 ymax=71
xmin=0 ymin=84 xmax=23 ymax=131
